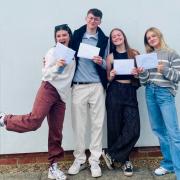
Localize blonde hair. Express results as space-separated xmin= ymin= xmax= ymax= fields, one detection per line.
xmin=144 ymin=27 xmax=169 ymax=53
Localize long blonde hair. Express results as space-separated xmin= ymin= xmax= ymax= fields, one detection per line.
xmin=144 ymin=27 xmax=169 ymax=53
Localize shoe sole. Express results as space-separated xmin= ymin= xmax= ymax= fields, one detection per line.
xmin=154 ymin=172 xmax=169 ymax=176
xmin=124 ymin=172 xmax=133 ymax=177
xmin=91 ymin=173 xmax=102 ymax=178
xmin=102 ymin=152 xmax=113 ymax=170
xmin=48 ymin=174 xmax=67 ymax=180
xmin=68 ymin=164 xmax=87 ymax=175
xmin=48 ymin=174 xmax=55 ymax=179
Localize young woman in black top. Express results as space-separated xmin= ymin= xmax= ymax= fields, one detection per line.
xmin=102 ymin=28 xmax=140 ymax=177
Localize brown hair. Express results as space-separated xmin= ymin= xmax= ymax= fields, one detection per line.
xmin=87 ymin=8 xmax=103 ymax=19
xmin=109 ymin=28 xmax=139 ymax=58
xmin=54 ymin=24 xmax=72 ymax=47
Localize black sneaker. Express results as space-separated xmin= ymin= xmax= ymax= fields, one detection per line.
xmin=102 ymin=150 xmax=114 ymax=170
xmin=122 ymin=161 xmax=133 ymax=177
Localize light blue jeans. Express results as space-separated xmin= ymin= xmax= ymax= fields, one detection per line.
xmin=146 ymin=83 xmax=180 ymax=179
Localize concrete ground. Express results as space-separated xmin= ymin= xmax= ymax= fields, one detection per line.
xmin=0 ymin=165 xmax=176 ymax=180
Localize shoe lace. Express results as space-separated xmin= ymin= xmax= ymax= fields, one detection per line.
xmin=50 ymin=166 xmax=66 ymax=179
xmin=125 ymin=161 xmax=133 ymax=169
xmin=0 ymin=112 xmax=5 ymax=120
xmin=106 ymin=153 xmax=113 ymax=164
xmin=0 ymin=115 xmax=5 ymax=127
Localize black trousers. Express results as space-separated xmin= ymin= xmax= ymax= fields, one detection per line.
xmin=106 ymin=81 xmax=140 ymax=163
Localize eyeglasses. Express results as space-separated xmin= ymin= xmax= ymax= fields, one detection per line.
xmin=87 ymin=16 xmax=101 ymax=22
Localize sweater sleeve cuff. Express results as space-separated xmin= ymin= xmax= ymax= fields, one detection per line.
xmin=51 ymin=65 xmax=59 ymax=73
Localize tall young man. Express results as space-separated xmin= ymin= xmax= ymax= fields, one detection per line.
xmin=68 ymin=8 xmax=108 ymax=178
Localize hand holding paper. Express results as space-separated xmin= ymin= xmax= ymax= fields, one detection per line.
xmin=114 ymin=59 xmax=134 ymax=75
xmin=157 ymin=60 xmax=165 ymax=73
xmin=109 ymin=69 xmax=116 ymax=80
xmin=92 ymin=56 xmax=103 ymax=65
xmin=44 ymin=43 xmax=75 ymax=69
xmin=56 ymin=59 xmax=66 ymax=67
xmin=77 ymin=43 xmax=100 ymax=59
xmin=53 ymin=42 xmax=75 ymax=64
xmin=135 ymin=53 xmax=158 ymax=69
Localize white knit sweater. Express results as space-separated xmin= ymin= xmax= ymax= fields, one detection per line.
xmin=42 ymin=47 xmax=75 ymax=102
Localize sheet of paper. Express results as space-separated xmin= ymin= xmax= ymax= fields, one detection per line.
xmin=53 ymin=42 xmax=75 ymax=64
xmin=77 ymin=43 xmax=100 ymax=59
xmin=114 ymin=59 xmax=134 ymax=75
xmin=135 ymin=53 xmax=158 ymax=69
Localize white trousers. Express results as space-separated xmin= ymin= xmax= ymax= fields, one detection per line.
xmin=71 ymin=83 xmax=105 ymax=164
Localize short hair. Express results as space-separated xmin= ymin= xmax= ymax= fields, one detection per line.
xmin=144 ymin=27 xmax=168 ymax=53
xmin=87 ymin=8 xmax=103 ymax=19
xmin=54 ymin=24 xmax=72 ymax=47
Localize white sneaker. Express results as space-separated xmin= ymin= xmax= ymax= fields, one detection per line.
xmin=68 ymin=160 xmax=87 ymax=175
xmin=90 ymin=163 xmax=102 ymax=178
xmin=102 ymin=150 xmax=114 ymax=170
xmin=48 ymin=163 xmax=67 ymax=180
xmin=154 ymin=167 xmax=169 ymax=176
xmin=0 ymin=112 xmax=6 ymax=127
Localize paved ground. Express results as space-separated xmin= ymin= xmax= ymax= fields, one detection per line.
xmin=0 ymin=164 xmax=176 ymax=180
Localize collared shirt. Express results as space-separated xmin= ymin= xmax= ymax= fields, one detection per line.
xmin=73 ymin=32 xmax=102 ymax=83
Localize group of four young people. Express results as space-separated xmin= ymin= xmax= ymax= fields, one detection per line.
xmin=1 ymin=8 xmax=180 ymax=180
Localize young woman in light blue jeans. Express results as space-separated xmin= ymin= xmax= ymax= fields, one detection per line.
xmin=137 ymin=27 xmax=180 ymax=179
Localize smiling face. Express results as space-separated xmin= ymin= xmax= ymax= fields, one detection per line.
xmin=86 ymin=13 xmax=101 ymax=31
xmin=55 ymin=30 xmax=70 ymax=47
xmin=146 ymin=30 xmax=161 ymax=49
xmin=111 ymin=29 xmax=125 ymax=46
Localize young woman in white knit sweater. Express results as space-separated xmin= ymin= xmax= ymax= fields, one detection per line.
xmin=136 ymin=27 xmax=180 ymax=179
xmin=0 ymin=24 xmax=75 ymax=180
